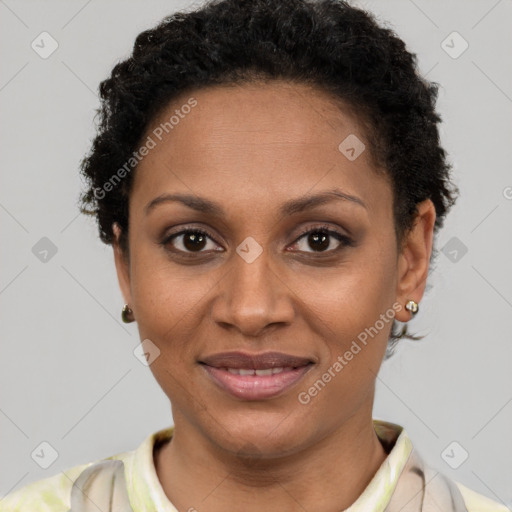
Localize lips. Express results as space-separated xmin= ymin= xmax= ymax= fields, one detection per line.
xmin=199 ymin=351 xmax=314 ymax=400
xmin=200 ymin=351 xmax=313 ymax=370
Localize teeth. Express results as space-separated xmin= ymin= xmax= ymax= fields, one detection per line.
xmin=224 ymin=367 xmax=291 ymax=375
xmin=255 ymin=369 xmax=273 ymax=376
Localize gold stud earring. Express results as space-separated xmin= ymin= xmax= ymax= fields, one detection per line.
xmin=121 ymin=304 xmax=135 ymax=323
xmin=405 ymin=300 xmax=419 ymax=316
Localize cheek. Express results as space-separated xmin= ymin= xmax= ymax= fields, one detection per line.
xmin=295 ymin=249 xmax=396 ymax=375
xmin=297 ymin=272 xmax=393 ymax=415
xmin=128 ymin=254 xmax=205 ymax=400
xmin=296 ymin=254 xmax=395 ymax=332
xmin=129 ymin=239 xmax=208 ymax=323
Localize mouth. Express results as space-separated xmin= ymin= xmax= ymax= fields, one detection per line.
xmin=199 ymin=351 xmax=314 ymax=400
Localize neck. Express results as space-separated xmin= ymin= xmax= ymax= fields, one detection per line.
xmin=154 ymin=415 xmax=389 ymax=512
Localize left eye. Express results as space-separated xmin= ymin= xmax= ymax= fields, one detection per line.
xmin=291 ymin=228 xmax=351 ymax=253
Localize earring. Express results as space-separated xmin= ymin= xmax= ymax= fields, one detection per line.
xmin=405 ymin=300 xmax=419 ymax=316
xmin=121 ymin=304 xmax=135 ymax=323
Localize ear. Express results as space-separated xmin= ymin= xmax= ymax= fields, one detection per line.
xmin=394 ymin=199 xmax=436 ymax=322
xmin=112 ymin=223 xmax=133 ymax=308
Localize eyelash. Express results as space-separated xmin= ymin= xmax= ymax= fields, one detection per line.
xmin=161 ymin=224 xmax=353 ymax=258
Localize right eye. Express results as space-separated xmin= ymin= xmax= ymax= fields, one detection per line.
xmin=161 ymin=228 xmax=223 ymax=255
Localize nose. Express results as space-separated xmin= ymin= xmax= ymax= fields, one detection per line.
xmin=211 ymin=248 xmax=295 ymax=337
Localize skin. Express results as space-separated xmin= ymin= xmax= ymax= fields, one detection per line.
xmin=113 ymin=80 xmax=436 ymax=512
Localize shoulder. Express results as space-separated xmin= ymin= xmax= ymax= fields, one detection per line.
xmin=0 ymin=461 xmax=90 ymax=512
xmin=455 ymin=481 xmax=510 ymax=512
xmin=0 ymin=451 xmax=132 ymax=512
xmin=380 ymin=421 xmax=509 ymax=512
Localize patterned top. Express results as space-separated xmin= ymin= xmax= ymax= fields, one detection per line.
xmin=0 ymin=419 xmax=508 ymax=511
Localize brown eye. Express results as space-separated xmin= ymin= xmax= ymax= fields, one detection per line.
xmin=291 ymin=227 xmax=352 ymax=254
xmin=163 ymin=229 xmax=221 ymax=254
xmin=182 ymin=231 xmax=207 ymax=251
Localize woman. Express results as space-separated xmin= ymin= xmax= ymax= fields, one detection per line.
xmin=1 ymin=0 xmax=507 ymax=510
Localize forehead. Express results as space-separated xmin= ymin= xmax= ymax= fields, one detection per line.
xmin=153 ymin=80 xmax=363 ymax=147
xmin=131 ymin=80 xmax=391 ymax=218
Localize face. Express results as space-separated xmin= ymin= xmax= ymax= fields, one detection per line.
xmin=114 ymin=80 xmax=434 ymax=457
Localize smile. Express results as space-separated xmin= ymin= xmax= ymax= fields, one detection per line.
xmin=199 ymin=351 xmax=314 ymax=400
xmin=225 ymin=367 xmax=289 ymax=375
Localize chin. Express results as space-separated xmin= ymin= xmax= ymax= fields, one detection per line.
xmin=203 ymin=404 xmax=311 ymax=459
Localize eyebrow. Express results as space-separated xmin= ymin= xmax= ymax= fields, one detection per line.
xmin=144 ymin=188 xmax=367 ymax=218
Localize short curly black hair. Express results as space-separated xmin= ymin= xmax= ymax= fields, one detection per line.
xmin=79 ymin=0 xmax=458 ymax=358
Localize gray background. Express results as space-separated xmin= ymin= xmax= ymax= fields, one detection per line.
xmin=1 ymin=0 xmax=511 ymax=506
